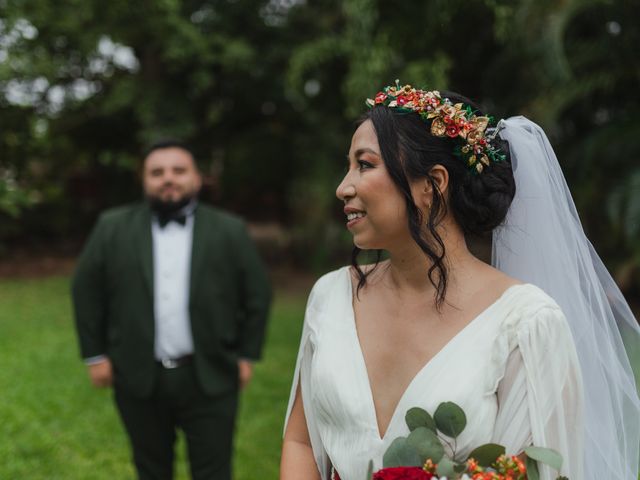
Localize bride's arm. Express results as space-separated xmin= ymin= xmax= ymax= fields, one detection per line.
xmin=492 ymin=307 xmax=584 ymax=479
xmin=281 ymin=385 xmax=321 ymax=480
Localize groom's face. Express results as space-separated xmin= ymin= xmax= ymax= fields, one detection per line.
xmin=143 ymin=147 xmax=202 ymax=205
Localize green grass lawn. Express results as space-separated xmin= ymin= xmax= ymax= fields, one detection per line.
xmin=0 ymin=276 xmax=306 ymax=479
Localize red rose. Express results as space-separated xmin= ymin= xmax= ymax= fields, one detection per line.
xmin=446 ymin=124 xmax=460 ymax=137
xmin=397 ymin=95 xmax=408 ymax=106
xmin=372 ymin=466 xmax=434 ymax=480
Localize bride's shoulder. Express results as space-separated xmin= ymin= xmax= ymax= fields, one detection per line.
xmin=481 ymin=265 xmax=553 ymax=308
xmin=312 ymin=266 xmax=350 ymax=290
xmin=500 ymin=279 xmax=560 ymax=313
xmin=305 ymin=266 xmax=350 ymax=309
xmin=481 ymin=264 xmax=523 ymax=291
xmin=498 ymin=283 xmax=568 ymax=338
xmin=479 ymin=265 xmax=564 ymax=321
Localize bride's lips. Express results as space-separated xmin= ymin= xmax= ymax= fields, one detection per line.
xmin=344 ymin=206 xmax=366 ymax=229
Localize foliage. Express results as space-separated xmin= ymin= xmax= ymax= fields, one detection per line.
xmin=1 ymin=0 xmax=302 ymax=238
xmin=377 ymin=402 xmax=562 ymax=480
xmin=1 ymin=0 xmax=638 ymax=290
xmin=0 ymin=166 xmax=36 ymax=216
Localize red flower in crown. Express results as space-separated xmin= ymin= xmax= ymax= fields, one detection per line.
xmin=446 ymin=124 xmax=461 ymax=138
xmin=375 ymin=92 xmax=387 ymax=104
xmin=397 ymin=95 xmax=409 ymax=106
xmin=372 ymin=467 xmax=434 ymax=480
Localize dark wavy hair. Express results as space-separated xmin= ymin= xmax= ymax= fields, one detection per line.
xmin=351 ymin=92 xmax=516 ymax=307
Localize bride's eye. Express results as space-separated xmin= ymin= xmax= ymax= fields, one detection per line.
xmin=357 ymin=159 xmax=373 ymax=170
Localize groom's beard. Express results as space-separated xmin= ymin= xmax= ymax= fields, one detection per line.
xmin=147 ymin=193 xmax=196 ymax=217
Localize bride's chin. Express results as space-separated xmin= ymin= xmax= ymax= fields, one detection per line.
xmin=353 ymin=239 xmax=367 ymax=250
xmin=353 ymin=236 xmax=379 ymax=251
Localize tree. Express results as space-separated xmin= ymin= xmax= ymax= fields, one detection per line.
xmin=1 ymin=0 xmax=638 ymax=290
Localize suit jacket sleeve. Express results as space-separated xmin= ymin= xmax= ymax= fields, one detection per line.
xmin=235 ymin=223 xmax=272 ymax=360
xmin=71 ymin=215 xmax=109 ymax=359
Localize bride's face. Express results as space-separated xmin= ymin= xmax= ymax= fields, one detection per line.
xmin=336 ymin=120 xmax=412 ymax=250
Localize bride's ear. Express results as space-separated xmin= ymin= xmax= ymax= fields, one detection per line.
xmin=412 ymin=165 xmax=449 ymax=209
xmin=427 ymin=165 xmax=449 ymax=199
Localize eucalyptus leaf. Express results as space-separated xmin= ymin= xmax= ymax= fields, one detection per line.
xmin=524 ymin=446 xmax=563 ymax=471
xmin=382 ymin=437 xmax=422 ymax=468
xmin=434 ymin=402 xmax=467 ymax=438
xmin=405 ymin=407 xmax=436 ymax=432
xmin=466 ymin=443 xmax=506 ymax=467
xmin=435 ymin=456 xmax=456 ymax=478
xmin=454 ymin=462 xmax=467 ymax=473
xmin=365 ymin=460 xmax=373 ymax=480
xmin=407 ymin=426 xmax=445 ymax=463
xmin=526 ymin=456 xmax=540 ymax=480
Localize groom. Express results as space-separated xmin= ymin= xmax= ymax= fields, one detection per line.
xmin=71 ymin=140 xmax=272 ymax=479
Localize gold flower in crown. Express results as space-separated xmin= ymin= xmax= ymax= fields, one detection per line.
xmin=366 ymin=80 xmax=505 ymax=173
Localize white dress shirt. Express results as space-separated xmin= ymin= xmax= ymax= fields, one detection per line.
xmin=151 ymin=211 xmax=195 ymax=361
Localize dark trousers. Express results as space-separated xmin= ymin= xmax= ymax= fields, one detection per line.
xmin=114 ymin=363 xmax=238 ymax=480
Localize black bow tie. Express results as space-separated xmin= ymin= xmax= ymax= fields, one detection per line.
xmin=158 ymin=213 xmax=187 ymax=228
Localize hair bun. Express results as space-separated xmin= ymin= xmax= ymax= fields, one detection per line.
xmin=451 ymin=142 xmax=515 ymax=236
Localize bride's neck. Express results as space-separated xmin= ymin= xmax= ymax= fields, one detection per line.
xmin=385 ymin=221 xmax=478 ymax=295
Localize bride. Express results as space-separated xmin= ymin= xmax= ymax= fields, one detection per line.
xmin=280 ymin=82 xmax=639 ymax=480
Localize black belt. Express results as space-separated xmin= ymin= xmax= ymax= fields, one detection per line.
xmin=157 ymin=354 xmax=194 ymax=369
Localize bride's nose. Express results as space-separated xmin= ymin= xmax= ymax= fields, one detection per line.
xmin=336 ymin=173 xmax=356 ymax=202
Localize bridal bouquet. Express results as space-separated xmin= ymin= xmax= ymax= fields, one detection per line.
xmin=365 ymin=402 xmax=567 ymax=480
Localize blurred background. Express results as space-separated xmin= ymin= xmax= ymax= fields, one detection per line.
xmin=0 ymin=0 xmax=638 ymax=478
xmin=1 ymin=0 xmax=640 ymax=288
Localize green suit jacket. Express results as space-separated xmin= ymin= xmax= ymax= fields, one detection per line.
xmin=71 ymin=202 xmax=272 ymax=398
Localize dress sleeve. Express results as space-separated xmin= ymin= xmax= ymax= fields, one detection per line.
xmin=283 ymin=277 xmax=331 ymax=479
xmin=492 ymin=305 xmax=584 ymax=480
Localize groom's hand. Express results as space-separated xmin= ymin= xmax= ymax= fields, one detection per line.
xmin=87 ymin=358 xmax=113 ymax=388
xmin=238 ymin=359 xmax=253 ymax=390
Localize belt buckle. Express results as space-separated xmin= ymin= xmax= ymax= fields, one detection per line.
xmin=161 ymin=358 xmax=179 ymax=369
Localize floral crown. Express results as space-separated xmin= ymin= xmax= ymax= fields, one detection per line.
xmin=366 ymin=80 xmax=505 ymax=174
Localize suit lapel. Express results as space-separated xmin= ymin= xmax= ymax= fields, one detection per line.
xmin=190 ymin=205 xmax=206 ymax=305
xmin=134 ymin=204 xmax=154 ymax=298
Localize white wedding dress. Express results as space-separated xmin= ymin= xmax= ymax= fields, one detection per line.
xmin=285 ymin=266 xmax=584 ymax=480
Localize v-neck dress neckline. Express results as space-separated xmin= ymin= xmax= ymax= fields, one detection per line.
xmin=344 ymin=267 xmax=526 ymax=441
